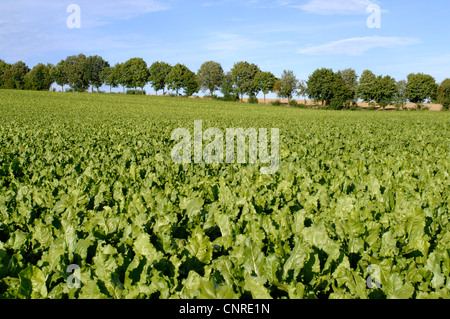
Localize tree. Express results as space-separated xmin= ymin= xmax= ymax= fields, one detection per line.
xmin=279 ymin=70 xmax=298 ymax=103
xmin=166 ymin=63 xmax=185 ymax=96
xmin=253 ymin=71 xmax=276 ymax=104
xmin=112 ymin=63 xmax=127 ymax=94
xmin=329 ymin=72 xmax=353 ymax=110
xmin=340 ymin=68 xmax=359 ymax=103
xmin=101 ymin=66 xmax=119 ymax=93
xmin=221 ymin=71 xmax=239 ymax=101
xmin=166 ymin=64 xmax=199 ymax=97
xmin=393 ymin=80 xmax=407 ymax=110
xmin=0 ymin=60 xmax=11 ymax=89
xmin=406 ymin=73 xmax=438 ymax=107
xmin=51 ymin=60 xmax=68 ymax=92
xmin=272 ymin=79 xmax=281 ymax=99
xmin=437 ymin=79 xmax=450 ymax=110
xmin=358 ymin=70 xmax=377 ymax=103
xmin=25 ymin=63 xmax=53 ymax=91
xmin=149 ymin=61 xmax=172 ymax=95
xmin=197 ymin=61 xmax=224 ymax=97
xmin=83 ymin=55 xmax=110 ymax=92
xmin=183 ymin=69 xmax=200 ymax=97
xmin=230 ymin=61 xmax=260 ymax=101
xmin=4 ymin=61 xmax=30 ymax=90
xmin=306 ymin=68 xmax=335 ymax=106
xmin=306 ymin=68 xmax=352 ymax=109
xmin=64 ymin=54 xmax=89 ymax=92
xmin=296 ymin=80 xmax=308 ymax=105
xmin=373 ymin=75 xmax=397 ymax=109
xmin=123 ymin=58 xmax=149 ymax=93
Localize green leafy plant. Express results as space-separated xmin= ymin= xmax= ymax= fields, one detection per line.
xmin=0 ymin=90 xmax=449 ymax=300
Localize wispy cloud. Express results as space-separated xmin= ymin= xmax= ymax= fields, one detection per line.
xmin=0 ymin=0 xmax=169 ymax=30
xmin=0 ymin=0 xmax=170 ymax=61
xmin=298 ymin=36 xmax=421 ymax=56
xmin=68 ymin=0 xmax=170 ymax=27
xmin=292 ymin=0 xmax=376 ymax=15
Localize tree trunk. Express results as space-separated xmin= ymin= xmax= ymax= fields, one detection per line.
xmin=61 ymin=85 xmax=64 ymax=92
xmin=264 ymin=93 xmax=266 ymax=104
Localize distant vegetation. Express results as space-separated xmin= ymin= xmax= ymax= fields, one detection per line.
xmin=0 ymin=54 xmax=449 ymax=111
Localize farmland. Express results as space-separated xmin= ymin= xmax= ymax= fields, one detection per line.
xmin=0 ymin=89 xmax=449 ymax=299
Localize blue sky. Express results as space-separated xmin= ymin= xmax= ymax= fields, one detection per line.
xmin=1 ymin=0 xmax=450 ymax=95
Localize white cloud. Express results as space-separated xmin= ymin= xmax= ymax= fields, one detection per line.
xmin=293 ymin=0 xmax=375 ymax=15
xmin=298 ymin=36 xmax=421 ymax=56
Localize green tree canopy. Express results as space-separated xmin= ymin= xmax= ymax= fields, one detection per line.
xmin=83 ymin=55 xmax=110 ymax=92
xmin=230 ymin=61 xmax=260 ymax=101
xmin=393 ymin=80 xmax=408 ymax=110
xmin=124 ymin=58 xmax=149 ymax=93
xmin=340 ymin=68 xmax=359 ymax=102
xmin=101 ymin=66 xmax=119 ymax=93
xmin=221 ymin=71 xmax=239 ymax=101
xmin=306 ymin=68 xmax=335 ymax=105
xmin=279 ymin=70 xmax=298 ymax=103
xmin=166 ymin=64 xmax=199 ymax=97
xmin=330 ymin=72 xmax=353 ymax=110
xmin=4 ymin=61 xmax=30 ymax=90
xmin=253 ymin=71 xmax=276 ymax=104
xmin=357 ymin=70 xmax=377 ymax=103
xmin=373 ymin=75 xmax=397 ymax=109
xmin=183 ymin=69 xmax=200 ymax=97
xmin=306 ymin=68 xmax=353 ymax=109
xmin=437 ymin=78 xmax=450 ymax=110
xmin=25 ymin=63 xmax=53 ymax=91
xmin=197 ymin=61 xmax=224 ymax=97
xmin=0 ymin=60 xmax=11 ymax=89
xmin=112 ymin=63 xmax=127 ymax=93
xmin=149 ymin=61 xmax=172 ymax=95
xmin=64 ymin=54 xmax=89 ymax=92
xmin=296 ymin=80 xmax=308 ymax=104
xmin=406 ymin=73 xmax=438 ymax=105
xmin=51 ymin=60 xmax=68 ymax=92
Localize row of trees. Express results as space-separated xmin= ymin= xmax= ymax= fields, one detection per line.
xmin=1 ymin=54 xmax=449 ymax=110
xmin=303 ymin=68 xmax=447 ymax=110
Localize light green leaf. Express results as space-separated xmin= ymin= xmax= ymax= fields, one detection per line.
xmin=384 ymin=272 xmax=415 ymax=299
xmin=133 ymin=233 xmax=162 ymax=264
xmin=282 ymin=241 xmax=310 ymax=281
xmin=18 ymin=265 xmax=47 ymax=299
xmin=244 ymin=274 xmax=272 ymax=299
xmin=302 ymin=226 xmax=340 ymax=261
xmin=186 ymin=229 xmax=213 ymax=264
xmin=186 ymin=197 xmax=204 ymax=218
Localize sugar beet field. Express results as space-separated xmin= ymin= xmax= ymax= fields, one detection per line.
xmin=0 ymin=90 xmax=449 ymax=299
